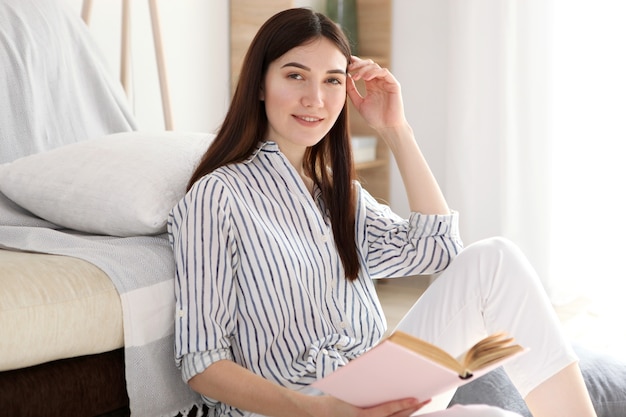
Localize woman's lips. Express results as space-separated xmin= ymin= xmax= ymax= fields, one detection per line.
xmin=293 ymin=115 xmax=323 ymax=125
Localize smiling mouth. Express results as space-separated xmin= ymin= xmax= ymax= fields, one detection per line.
xmin=294 ymin=115 xmax=323 ymax=123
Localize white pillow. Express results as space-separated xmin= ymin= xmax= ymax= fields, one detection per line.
xmin=0 ymin=131 xmax=214 ymax=236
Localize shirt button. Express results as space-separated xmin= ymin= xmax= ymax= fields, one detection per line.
xmin=178 ymin=309 xmax=185 ymax=318
xmin=321 ymin=349 xmax=329 ymax=355
xmin=339 ymin=322 xmax=348 ymax=329
xmin=320 ymin=234 xmax=329 ymax=243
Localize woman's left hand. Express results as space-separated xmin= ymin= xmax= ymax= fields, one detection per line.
xmin=346 ymin=56 xmax=407 ymax=131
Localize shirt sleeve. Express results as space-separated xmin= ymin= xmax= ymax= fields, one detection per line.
xmin=356 ymin=185 xmax=464 ymax=278
xmin=168 ymin=176 xmax=238 ymax=381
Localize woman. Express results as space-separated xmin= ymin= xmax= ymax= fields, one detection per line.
xmin=168 ymin=8 xmax=597 ymax=417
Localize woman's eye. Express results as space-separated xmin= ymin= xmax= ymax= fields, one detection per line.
xmin=326 ymin=77 xmax=343 ymax=85
xmin=287 ymin=73 xmax=303 ymax=80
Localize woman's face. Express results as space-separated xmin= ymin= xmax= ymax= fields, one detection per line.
xmin=262 ymin=37 xmax=348 ymax=159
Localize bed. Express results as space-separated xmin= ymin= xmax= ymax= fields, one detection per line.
xmin=1 ymin=1 xmax=626 ymax=417
xmin=0 ymin=0 xmax=212 ymax=415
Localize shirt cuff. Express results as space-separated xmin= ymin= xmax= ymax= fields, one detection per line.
xmin=408 ymin=210 xmax=461 ymax=239
xmin=180 ymin=348 xmax=234 ymax=383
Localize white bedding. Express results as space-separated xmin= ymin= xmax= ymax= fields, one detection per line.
xmin=0 ymin=191 xmax=203 ymax=416
xmin=0 ymin=0 xmax=135 ymax=163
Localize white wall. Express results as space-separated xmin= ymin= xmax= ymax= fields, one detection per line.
xmin=63 ymin=0 xmax=230 ymax=133
xmin=390 ymin=0 xmax=450 ymax=217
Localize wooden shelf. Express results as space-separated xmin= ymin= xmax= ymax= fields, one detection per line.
xmin=229 ymin=0 xmax=292 ymax=92
xmin=230 ymin=0 xmax=392 ymax=202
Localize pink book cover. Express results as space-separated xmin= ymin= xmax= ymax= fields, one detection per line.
xmin=312 ymin=339 xmax=526 ymax=407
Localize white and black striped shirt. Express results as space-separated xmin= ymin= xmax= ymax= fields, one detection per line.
xmin=167 ymin=141 xmax=462 ymax=416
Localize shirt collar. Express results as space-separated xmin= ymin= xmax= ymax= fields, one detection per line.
xmin=243 ymin=141 xmax=279 ymax=164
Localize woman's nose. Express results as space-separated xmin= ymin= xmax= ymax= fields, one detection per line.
xmin=302 ymin=84 xmax=324 ymax=108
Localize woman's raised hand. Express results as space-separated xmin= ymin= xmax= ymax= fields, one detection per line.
xmin=346 ymin=56 xmax=407 ymax=132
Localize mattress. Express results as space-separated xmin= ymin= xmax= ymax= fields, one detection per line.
xmin=0 ymin=249 xmax=123 ymax=371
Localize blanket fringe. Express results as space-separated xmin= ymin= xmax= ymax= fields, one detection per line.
xmin=168 ymin=403 xmax=209 ymax=417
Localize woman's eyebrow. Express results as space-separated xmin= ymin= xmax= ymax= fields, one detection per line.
xmin=281 ymin=62 xmax=346 ymax=75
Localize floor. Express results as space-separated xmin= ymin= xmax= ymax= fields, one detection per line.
xmin=376 ymin=276 xmax=626 ymax=361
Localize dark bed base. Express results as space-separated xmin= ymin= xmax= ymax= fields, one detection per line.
xmin=0 ymin=349 xmax=210 ymax=417
xmin=0 ymin=349 xmax=129 ymax=417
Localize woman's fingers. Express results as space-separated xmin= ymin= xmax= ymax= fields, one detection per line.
xmin=363 ymin=398 xmax=432 ymax=417
xmin=346 ymin=73 xmax=364 ymax=104
xmin=348 ymin=55 xmax=400 ymax=93
xmin=349 ymin=57 xmax=387 ymax=82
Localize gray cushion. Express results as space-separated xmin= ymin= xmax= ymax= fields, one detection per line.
xmin=449 ymin=344 xmax=626 ymax=417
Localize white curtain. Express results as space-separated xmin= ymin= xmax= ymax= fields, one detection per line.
xmin=548 ymin=0 xmax=626 ymax=299
xmin=444 ymin=0 xmax=553 ymax=283
xmin=546 ymin=0 xmax=626 ymax=353
xmin=392 ymin=0 xmax=625 ymax=356
xmin=444 ymin=0 xmax=626 ymax=354
xmin=392 ymin=0 xmax=553 ymax=279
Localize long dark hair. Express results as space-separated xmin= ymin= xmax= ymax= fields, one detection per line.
xmin=188 ymin=8 xmax=359 ymax=281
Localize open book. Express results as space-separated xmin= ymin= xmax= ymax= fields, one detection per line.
xmin=312 ymin=331 xmax=527 ymax=408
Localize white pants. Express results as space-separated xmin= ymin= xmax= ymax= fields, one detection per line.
xmin=395 ymin=237 xmax=578 ymax=415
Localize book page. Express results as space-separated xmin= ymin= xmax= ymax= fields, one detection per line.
xmin=312 ymin=338 xmax=528 ymax=408
xmin=314 ymin=340 xmax=472 ymax=407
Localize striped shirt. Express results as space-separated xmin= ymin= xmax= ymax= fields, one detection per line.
xmin=167 ymin=141 xmax=463 ymax=416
